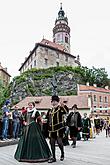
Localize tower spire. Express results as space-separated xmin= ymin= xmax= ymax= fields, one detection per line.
xmin=53 ymin=3 xmax=71 ymax=53
xmin=60 ymin=2 xmax=62 ymax=10
xmin=58 ymin=3 xmax=65 ymax=18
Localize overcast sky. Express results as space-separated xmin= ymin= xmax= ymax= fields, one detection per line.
xmin=0 ymin=0 xmax=110 ymax=79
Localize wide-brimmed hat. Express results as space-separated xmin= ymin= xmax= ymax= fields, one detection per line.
xmin=51 ymin=95 xmax=60 ymax=102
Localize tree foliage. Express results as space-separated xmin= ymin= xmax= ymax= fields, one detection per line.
xmin=74 ymin=66 xmax=109 ymax=87
xmin=0 ymin=80 xmax=11 ymax=109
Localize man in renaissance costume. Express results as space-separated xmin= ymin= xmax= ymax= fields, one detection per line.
xmin=46 ymin=95 xmax=69 ymax=163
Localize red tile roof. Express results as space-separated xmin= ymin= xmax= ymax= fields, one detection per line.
xmin=11 ymin=95 xmax=89 ymax=110
xmin=40 ymin=39 xmax=65 ymax=52
xmin=79 ymin=84 xmax=110 ymax=93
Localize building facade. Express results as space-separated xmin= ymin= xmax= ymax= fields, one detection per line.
xmin=0 ymin=62 xmax=11 ymax=87
xmin=12 ymin=95 xmax=90 ymax=117
xmin=77 ymin=83 xmax=110 ymax=117
xmin=19 ymin=4 xmax=80 ymax=74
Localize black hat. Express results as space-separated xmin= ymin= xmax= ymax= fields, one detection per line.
xmin=51 ymin=95 xmax=60 ymax=102
xmin=72 ymin=104 xmax=78 ymax=109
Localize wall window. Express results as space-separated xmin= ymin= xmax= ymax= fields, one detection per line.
xmin=56 ymin=52 xmax=59 ymax=58
xmin=105 ymin=96 xmax=108 ymax=103
xmin=65 ymin=55 xmax=68 ymax=62
xmin=94 ymin=95 xmax=96 ymax=102
xmin=35 ymin=50 xmax=37 ymax=56
xmin=99 ymin=96 xmax=102 ymax=102
xmin=45 ymin=48 xmax=48 ymax=52
xmin=34 ymin=60 xmax=36 ymax=67
xmin=57 ymin=34 xmax=60 ymax=41
xmin=44 ymin=58 xmax=48 ymax=66
xmin=31 ymin=55 xmax=33 ymax=62
xmin=56 ymin=62 xmax=59 ymax=67
xmin=65 ymin=36 xmax=68 ymax=43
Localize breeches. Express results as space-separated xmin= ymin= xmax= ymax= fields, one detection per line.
xmin=50 ymin=137 xmax=64 ymax=158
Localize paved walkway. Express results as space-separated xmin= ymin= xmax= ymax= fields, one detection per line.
xmin=0 ymin=139 xmax=18 ymax=147
xmin=0 ymin=130 xmax=110 ymax=165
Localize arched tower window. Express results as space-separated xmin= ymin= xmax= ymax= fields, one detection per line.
xmin=65 ymin=36 xmax=68 ymax=43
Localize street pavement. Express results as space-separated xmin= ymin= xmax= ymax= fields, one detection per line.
xmin=0 ymin=130 xmax=110 ymax=165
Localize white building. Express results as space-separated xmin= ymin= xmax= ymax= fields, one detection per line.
xmin=19 ymin=4 xmax=80 ymax=74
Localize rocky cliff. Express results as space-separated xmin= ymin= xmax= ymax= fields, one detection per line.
xmin=10 ymin=66 xmax=82 ymax=104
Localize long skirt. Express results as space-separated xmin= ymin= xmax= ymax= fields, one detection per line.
xmin=82 ymin=127 xmax=90 ymax=140
xmin=14 ymin=121 xmax=51 ymax=162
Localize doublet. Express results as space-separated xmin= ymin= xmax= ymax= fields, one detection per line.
xmin=47 ymin=105 xmax=68 ymax=137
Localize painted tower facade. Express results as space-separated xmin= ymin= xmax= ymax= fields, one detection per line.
xmin=53 ymin=3 xmax=70 ymax=53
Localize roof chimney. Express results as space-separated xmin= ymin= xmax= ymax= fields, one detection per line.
xmin=86 ymin=82 xmax=89 ymax=86
xmin=105 ymin=86 xmax=109 ymax=90
xmin=4 ymin=67 xmax=7 ymax=71
xmin=77 ymin=55 xmax=80 ymax=61
xmin=93 ymin=84 xmax=97 ymax=87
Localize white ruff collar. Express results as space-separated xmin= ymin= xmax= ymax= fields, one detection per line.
xmin=27 ymin=107 xmax=36 ymax=112
xmin=27 ymin=107 xmax=37 ymax=118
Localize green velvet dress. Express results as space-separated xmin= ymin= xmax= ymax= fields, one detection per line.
xmin=14 ymin=109 xmax=51 ymax=162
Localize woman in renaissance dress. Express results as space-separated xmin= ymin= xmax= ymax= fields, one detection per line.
xmin=14 ymin=101 xmax=51 ymax=163
xmin=82 ymin=113 xmax=91 ymax=141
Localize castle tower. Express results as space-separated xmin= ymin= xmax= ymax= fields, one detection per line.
xmin=53 ymin=3 xmax=70 ymax=53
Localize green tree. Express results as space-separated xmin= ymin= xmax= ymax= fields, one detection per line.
xmin=74 ymin=66 xmax=109 ymax=87
xmin=0 ymin=80 xmax=5 ymax=108
xmin=0 ymin=80 xmax=11 ymax=109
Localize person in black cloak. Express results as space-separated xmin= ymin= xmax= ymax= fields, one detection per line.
xmin=66 ymin=104 xmax=82 ymax=148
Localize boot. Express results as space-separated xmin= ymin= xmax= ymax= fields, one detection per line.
xmin=48 ymin=157 xmax=56 ymax=163
xmin=60 ymin=151 xmax=64 ymax=161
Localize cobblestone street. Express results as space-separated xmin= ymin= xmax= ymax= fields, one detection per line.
xmin=0 ymin=130 xmax=110 ymax=165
